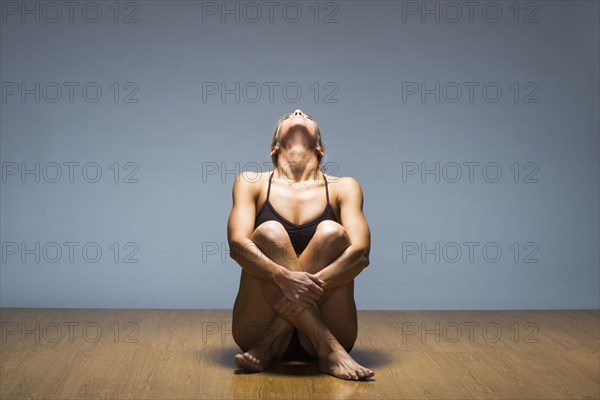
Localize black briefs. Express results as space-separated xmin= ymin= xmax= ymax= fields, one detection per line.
xmin=281 ymin=328 xmax=354 ymax=360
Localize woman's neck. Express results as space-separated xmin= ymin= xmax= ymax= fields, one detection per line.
xmin=276 ymin=150 xmax=321 ymax=183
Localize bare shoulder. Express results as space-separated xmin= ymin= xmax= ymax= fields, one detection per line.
xmin=231 ymin=170 xmax=269 ymax=200
xmin=324 ymin=173 xmax=362 ymax=191
xmin=323 ymin=173 xmax=364 ymax=204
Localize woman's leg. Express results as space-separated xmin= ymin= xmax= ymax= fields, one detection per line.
xmin=296 ymin=220 xmax=358 ymax=352
xmin=279 ymin=221 xmax=372 ymax=380
xmin=232 ymin=221 xmax=300 ymax=369
xmin=232 ymin=220 xmax=373 ymax=379
xmin=232 ymin=220 xmax=341 ymax=368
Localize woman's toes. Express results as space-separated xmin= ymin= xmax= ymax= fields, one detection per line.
xmin=234 ymin=354 xmax=244 ymax=367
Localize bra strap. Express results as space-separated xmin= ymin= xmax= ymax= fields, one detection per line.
xmin=266 ymin=171 xmax=274 ymax=201
xmin=323 ymin=173 xmax=330 ymax=205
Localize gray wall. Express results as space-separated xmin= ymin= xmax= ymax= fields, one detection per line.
xmin=1 ymin=1 xmax=598 ymax=310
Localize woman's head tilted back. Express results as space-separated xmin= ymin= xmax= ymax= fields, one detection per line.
xmin=270 ymin=110 xmax=325 ymax=169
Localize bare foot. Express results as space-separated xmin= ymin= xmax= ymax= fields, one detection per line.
xmin=318 ymin=350 xmax=375 ymax=381
xmin=234 ymin=318 xmax=292 ymax=372
xmin=234 ymin=345 xmax=274 ymax=372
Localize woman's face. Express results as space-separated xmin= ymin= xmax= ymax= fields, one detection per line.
xmin=277 ymin=109 xmax=318 ymax=143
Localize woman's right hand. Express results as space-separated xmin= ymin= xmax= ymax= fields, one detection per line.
xmin=274 ymin=269 xmax=325 ymax=309
xmin=272 ymin=293 xmax=304 ymax=316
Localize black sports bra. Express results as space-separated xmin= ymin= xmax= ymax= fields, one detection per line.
xmin=254 ymin=171 xmax=340 ymax=255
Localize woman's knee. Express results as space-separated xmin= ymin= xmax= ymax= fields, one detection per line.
xmin=315 ymin=221 xmax=350 ymax=249
xmin=251 ymin=220 xmax=289 ymax=246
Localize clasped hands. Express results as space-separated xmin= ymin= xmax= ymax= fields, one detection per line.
xmin=272 ymin=269 xmax=325 ymax=317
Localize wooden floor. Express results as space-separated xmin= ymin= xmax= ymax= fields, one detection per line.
xmin=0 ymin=308 xmax=598 ymax=399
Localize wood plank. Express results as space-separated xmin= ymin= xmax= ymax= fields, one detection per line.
xmin=0 ymin=309 xmax=598 ymax=399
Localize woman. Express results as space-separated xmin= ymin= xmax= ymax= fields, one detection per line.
xmin=227 ymin=109 xmax=374 ymax=381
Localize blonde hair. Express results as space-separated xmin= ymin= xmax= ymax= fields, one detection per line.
xmin=270 ymin=112 xmax=325 ymax=168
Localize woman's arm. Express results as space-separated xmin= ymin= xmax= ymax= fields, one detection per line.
xmin=315 ymin=177 xmax=371 ymax=290
xmin=227 ymin=172 xmax=288 ymax=282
